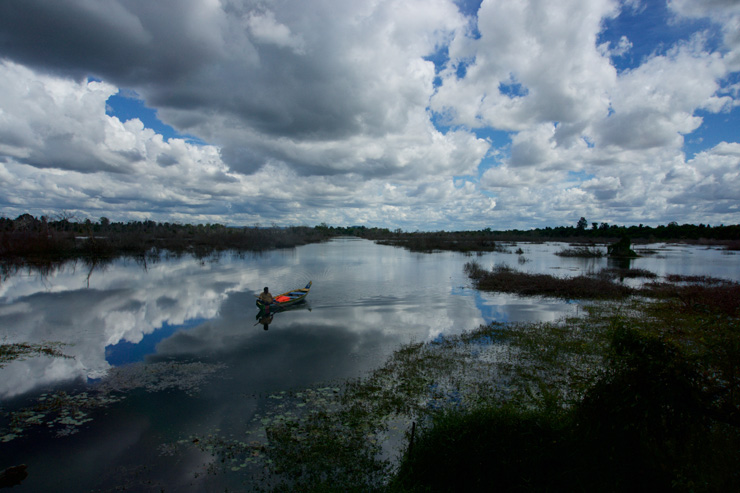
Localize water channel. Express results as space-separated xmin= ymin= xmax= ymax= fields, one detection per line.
xmin=0 ymin=238 xmax=737 ymax=490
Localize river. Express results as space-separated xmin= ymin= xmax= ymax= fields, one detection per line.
xmin=0 ymin=238 xmax=737 ymax=490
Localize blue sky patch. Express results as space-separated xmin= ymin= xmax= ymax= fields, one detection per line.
xmin=499 ymin=80 xmax=528 ymax=99
xmin=598 ymin=1 xmax=716 ymax=72
xmin=106 ymin=92 xmax=183 ymax=141
xmin=684 ymin=107 xmax=740 ymax=158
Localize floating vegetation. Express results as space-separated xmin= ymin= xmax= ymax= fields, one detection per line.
xmin=0 ymin=341 xmax=72 ymax=368
xmin=162 ymin=385 xmax=388 ymax=491
xmin=3 ymin=391 xmax=116 ymax=441
xmin=1 ymin=361 xmax=226 ymax=442
xmin=555 ymin=244 xmax=604 ymax=257
xmin=99 ymin=360 xmax=226 ymax=396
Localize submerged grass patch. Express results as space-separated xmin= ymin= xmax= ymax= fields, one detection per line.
xmin=1 ymin=361 xmax=226 ymax=441
xmin=0 ymin=341 xmax=72 ymax=368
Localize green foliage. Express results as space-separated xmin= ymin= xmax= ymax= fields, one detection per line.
xmin=0 ymin=213 xmax=333 ymax=265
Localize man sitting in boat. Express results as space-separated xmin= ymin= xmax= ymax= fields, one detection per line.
xmin=259 ymin=287 xmax=274 ymax=305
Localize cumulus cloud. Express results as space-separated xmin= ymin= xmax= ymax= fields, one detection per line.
xmin=432 ymin=0 xmax=618 ymax=131
xmin=0 ymin=0 xmax=738 ymax=229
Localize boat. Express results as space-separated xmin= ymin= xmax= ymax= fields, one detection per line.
xmin=256 ymin=281 xmax=312 ymax=311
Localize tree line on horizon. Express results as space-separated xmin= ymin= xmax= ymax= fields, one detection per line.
xmin=319 ymin=218 xmax=740 ymax=243
xmin=0 ymin=213 xmax=333 ymax=260
xmin=1 ymin=213 xmax=739 ymax=261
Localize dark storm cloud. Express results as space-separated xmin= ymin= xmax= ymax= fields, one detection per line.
xmin=0 ymin=0 xmax=365 ymax=142
xmin=0 ymin=0 xmax=217 ymax=84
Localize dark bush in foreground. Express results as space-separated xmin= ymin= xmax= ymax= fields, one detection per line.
xmin=392 ymin=324 xmax=740 ymax=492
xmin=392 ymin=406 xmax=572 ymax=492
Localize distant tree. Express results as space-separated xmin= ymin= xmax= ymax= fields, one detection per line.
xmin=577 ymin=217 xmax=588 ymax=230
xmin=608 ymin=236 xmax=637 ymax=257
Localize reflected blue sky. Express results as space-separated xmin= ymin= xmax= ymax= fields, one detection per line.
xmin=105 ymin=317 xmax=209 ymax=366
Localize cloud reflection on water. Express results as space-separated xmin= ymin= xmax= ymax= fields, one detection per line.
xmin=4 ymin=240 xmax=731 ymax=400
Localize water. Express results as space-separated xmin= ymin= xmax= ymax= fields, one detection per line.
xmin=0 ymin=238 xmax=737 ymax=490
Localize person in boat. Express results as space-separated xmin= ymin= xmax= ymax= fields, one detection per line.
xmin=259 ymin=287 xmax=274 ymax=305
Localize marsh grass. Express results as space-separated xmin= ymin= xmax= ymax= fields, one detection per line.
xmin=377 ymin=233 xmax=511 ymax=254
xmin=599 ymin=267 xmax=658 ymax=280
xmin=465 ymin=262 xmax=633 ymax=299
xmin=0 ymin=342 xmax=71 ymax=368
xmin=388 ymin=272 xmax=740 ymax=492
xmin=555 ymin=245 xmax=604 ymax=257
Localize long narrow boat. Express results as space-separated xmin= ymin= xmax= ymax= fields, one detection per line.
xmin=256 ymin=281 xmax=312 ymax=311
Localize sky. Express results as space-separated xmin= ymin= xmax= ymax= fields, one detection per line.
xmin=0 ymin=0 xmax=739 ymax=231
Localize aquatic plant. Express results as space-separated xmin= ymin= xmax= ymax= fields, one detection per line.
xmin=465 ymin=262 xmax=634 ymax=299
xmin=0 ymin=341 xmax=71 ymax=368
xmin=555 ymin=244 xmax=604 ymax=257
xmin=1 ymin=361 xmax=226 ymax=442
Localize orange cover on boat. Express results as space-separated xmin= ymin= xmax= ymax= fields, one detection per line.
xmin=275 ymin=295 xmax=291 ymax=302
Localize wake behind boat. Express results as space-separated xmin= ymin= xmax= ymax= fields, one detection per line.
xmin=256 ymin=281 xmax=312 ymax=311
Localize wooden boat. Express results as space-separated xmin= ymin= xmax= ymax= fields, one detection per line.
xmin=256 ymin=281 xmax=312 ymax=311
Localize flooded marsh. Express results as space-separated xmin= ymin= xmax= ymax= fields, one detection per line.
xmin=1 ymin=239 xmax=738 ymax=490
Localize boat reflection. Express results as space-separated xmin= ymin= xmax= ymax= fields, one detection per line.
xmin=255 ymin=301 xmax=312 ymax=330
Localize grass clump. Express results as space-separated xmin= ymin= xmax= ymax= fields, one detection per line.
xmin=0 ymin=342 xmax=71 ymax=368
xmin=555 ymin=245 xmax=604 ymax=257
xmin=465 ymin=261 xmax=633 ymax=300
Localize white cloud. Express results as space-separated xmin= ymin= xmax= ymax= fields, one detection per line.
xmin=432 ymin=0 xmax=618 ymax=131
xmin=0 ymin=0 xmax=738 ymax=230
xmin=246 ymin=10 xmax=305 ymax=54
xmin=599 ymin=35 xmax=633 ymax=58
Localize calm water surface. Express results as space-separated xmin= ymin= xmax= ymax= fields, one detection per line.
xmin=0 ymin=238 xmax=737 ymax=490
